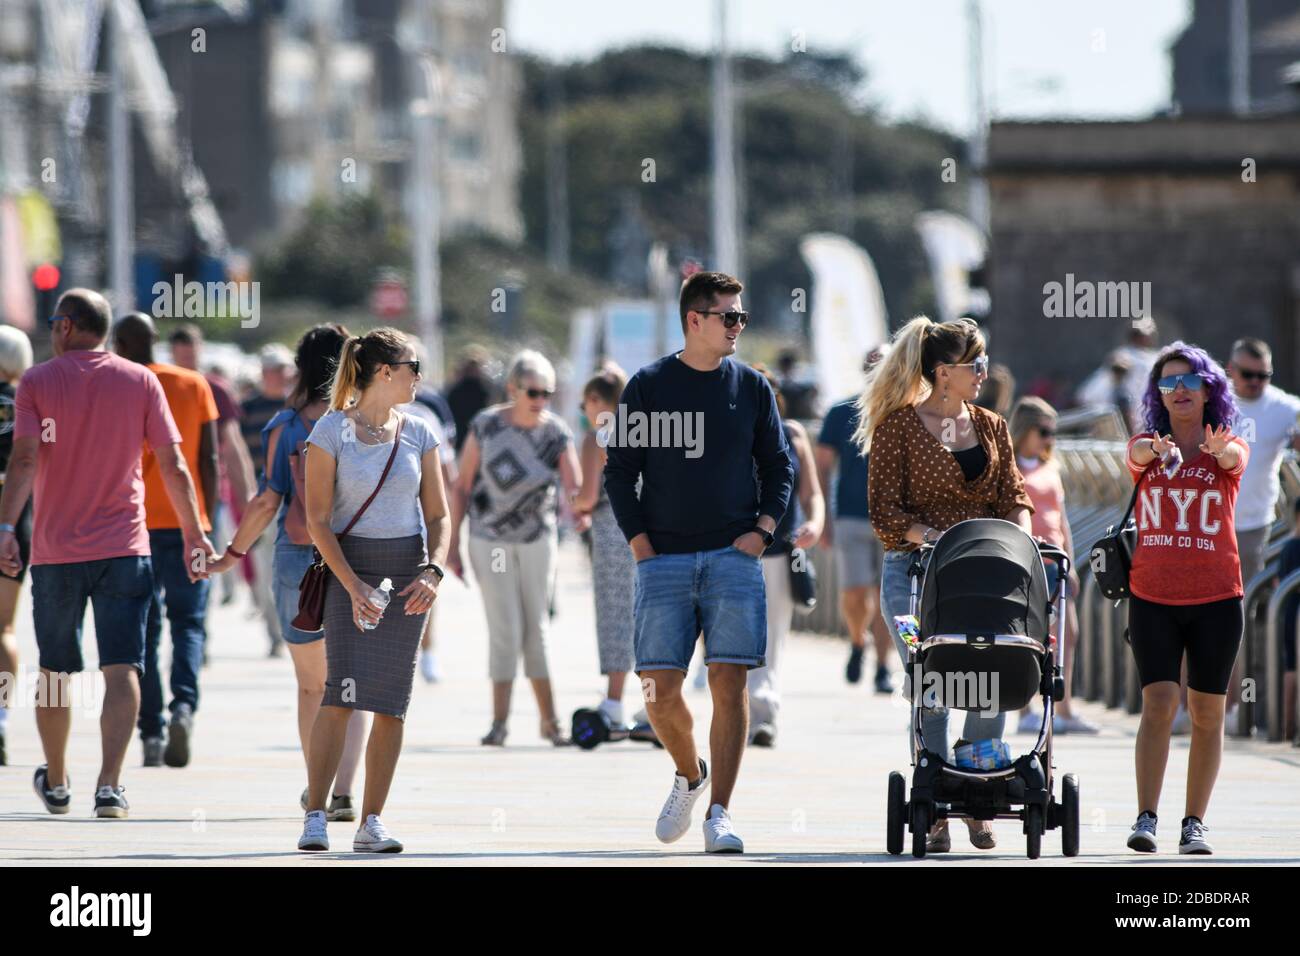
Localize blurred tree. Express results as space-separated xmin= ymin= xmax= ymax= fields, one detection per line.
xmin=257 ymin=193 xmax=408 ymax=307
xmin=520 ymin=46 xmax=966 ymax=333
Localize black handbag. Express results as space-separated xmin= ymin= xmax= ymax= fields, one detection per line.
xmin=788 ymin=547 xmax=817 ymax=612
xmin=1089 ymin=462 xmax=1155 ymax=601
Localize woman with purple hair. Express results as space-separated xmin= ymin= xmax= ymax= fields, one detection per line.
xmin=1122 ymin=342 xmax=1249 ymax=857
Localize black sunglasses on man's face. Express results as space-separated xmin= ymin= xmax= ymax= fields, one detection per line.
xmin=1237 ymin=369 xmax=1271 ymax=383
xmin=696 ymin=309 xmax=749 ymax=330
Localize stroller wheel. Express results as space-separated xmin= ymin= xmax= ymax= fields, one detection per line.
xmin=1025 ymin=804 xmax=1043 ymax=860
xmin=886 ymin=772 xmax=905 ymax=855
xmin=911 ymin=802 xmax=929 ymax=859
xmin=1062 ymin=774 xmax=1080 ymax=857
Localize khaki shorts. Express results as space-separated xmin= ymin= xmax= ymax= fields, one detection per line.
xmin=834 ymin=517 xmax=883 ymax=590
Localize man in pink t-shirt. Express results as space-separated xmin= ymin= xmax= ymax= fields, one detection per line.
xmin=0 ymin=288 xmax=216 ymax=820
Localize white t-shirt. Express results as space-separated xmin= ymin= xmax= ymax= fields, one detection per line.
xmin=1231 ymin=385 xmax=1300 ymax=531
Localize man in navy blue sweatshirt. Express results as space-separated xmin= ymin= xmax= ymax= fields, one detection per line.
xmin=604 ymin=271 xmax=793 ymax=854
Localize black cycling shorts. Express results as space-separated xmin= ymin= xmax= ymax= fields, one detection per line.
xmin=1127 ymin=594 xmax=1243 ymax=695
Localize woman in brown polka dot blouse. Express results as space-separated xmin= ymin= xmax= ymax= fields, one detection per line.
xmin=855 ymin=316 xmax=1034 ymax=853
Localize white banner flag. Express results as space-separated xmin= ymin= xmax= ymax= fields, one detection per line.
xmin=915 ymin=211 xmax=987 ymax=325
xmin=799 ymin=233 xmax=888 ymax=406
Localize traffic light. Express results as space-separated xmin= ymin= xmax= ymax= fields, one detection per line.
xmin=32 ymin=263 xmax=60 ymax=321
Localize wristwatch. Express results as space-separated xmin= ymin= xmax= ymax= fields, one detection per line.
xmin=752 ymin=527 xmax=775 ymax=548
xmin=419 ymin=562 xmax=445 ymax=581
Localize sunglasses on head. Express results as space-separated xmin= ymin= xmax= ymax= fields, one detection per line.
xmin=1157 ymin=372 xmax=1203 ymax=394
xmin=390 ymin=360 xmax=420 ymax=376
xmin=696 ymin=309 xmax=749 ymax=330
xmin=1238 ymin=369 xmax=1271 ymax=382
xmin=526 ymin=387 xmax=554 ymax=400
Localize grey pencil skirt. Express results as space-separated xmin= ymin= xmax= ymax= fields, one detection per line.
xmin=322 ymin=534 xmax=428 ymax=719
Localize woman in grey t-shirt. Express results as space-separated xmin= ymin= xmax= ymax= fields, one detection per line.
xmin=447 ymin=349 xmax=580 ymax=746
xmin=296 ymin=327 xmax=451 ymax=855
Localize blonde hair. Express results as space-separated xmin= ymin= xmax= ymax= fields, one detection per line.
xmin=1009 ymin=395 xmax=1059 ymax=462
xmin=507 ymin=349 xmax=556 ymax=392
xmin=328 ymin=327 xmax=409 ymax=410
xmin=852 ymin=316 xmax=985 ymax=452
xmin=0 ymin=326 xmax=33 ymax=381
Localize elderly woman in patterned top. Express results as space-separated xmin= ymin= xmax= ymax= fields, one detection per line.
xmin=446 ymin=350 xmax=582 ymax=746
xmin=857 ymin=316 xmax=1033 ymax=854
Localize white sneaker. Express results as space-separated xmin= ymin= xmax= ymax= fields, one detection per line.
xmin=655 ymin=758 xmax=709 ymax=843
xmin=703 ymin=803 xmax=744 ymax=853
xmin=298 ymin=810 xmax=329 ymax=851
xmin=1224 ymin=705 xmax=1240 ymax=735
xmin=598 ymin=698 xmax=626 ymax=727
xmin=1055 ymin=714 xmax=1101 ymax=735
xmin=353 ymin=813 xmax=403 ymax=853
xmin=419 ymin=650 xmax=440 ymax=683
xmin=1171 ymin=705 xmax=1191 ymax=736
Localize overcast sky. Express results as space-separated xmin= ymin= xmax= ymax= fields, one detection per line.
xmin=507 ymin=0 xmax=1193 ymax=134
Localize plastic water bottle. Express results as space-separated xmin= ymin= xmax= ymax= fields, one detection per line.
xmin=360 ymin=578 xmax=392 ymax=631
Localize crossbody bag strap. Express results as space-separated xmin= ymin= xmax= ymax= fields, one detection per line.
xmin=1119 ymin=460 xmax=1158 ymax=526
xmin=337 ymin=413 xmax=404 ymax=540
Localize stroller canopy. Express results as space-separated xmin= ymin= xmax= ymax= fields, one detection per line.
xmin=920 ymin=519 xmax=1050 ymax=641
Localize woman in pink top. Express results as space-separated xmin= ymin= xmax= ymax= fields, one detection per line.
xmin=1009 ymin=397 xmax=1098 ymax=735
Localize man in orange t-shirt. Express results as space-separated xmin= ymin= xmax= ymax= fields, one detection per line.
xmin=113 ymin=313 xmax=219 ymax=769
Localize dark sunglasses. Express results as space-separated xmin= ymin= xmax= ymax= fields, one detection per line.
xmin=1036 ymin=426 xmax=1056 ymax=439
xmin=1238 ymin=369 xmax=1271 ymax=382
xmin=47 ymin=314 xmax=69 ymax=327
xmin=696 ymin=309 xmax=749 ymax=330
xmin=526 ymin=387 xmax=554 ymax=400
xmin=1157 ymin=372 xmax=1204 ymax=394
xmin=390 ymin=360 xmax=421 ymax=376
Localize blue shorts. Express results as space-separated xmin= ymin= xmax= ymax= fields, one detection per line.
xmin=633 ymin=545 xmax=767 ymax=672
xmin=31 ymin=555 xmax=154 ymax=674
xmin=274 ymin=539 xmax=324 ymax=644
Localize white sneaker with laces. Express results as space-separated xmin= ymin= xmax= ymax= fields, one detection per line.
xmin=655 ymin=758 xmax=708 ymax=843
xmin=1127 ymin=812 xmax=1157 ymax=853
xmin=1178 ymin=817 xmax=1213 ymax=855
xmin=298 ymin=810 xmax=329 ymax=851
xmin=703 ymin=803 xmax=744 ymax=853
xmin=354 ymin=813 xmax=403 ymax=853
xmin=1171 ymin=705 xmax=1191 ymax=736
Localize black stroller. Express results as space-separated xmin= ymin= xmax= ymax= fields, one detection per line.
xmin=884 ymin=518 xmax=1080 ymax=859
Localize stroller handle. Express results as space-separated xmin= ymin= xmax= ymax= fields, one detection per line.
xmin=1036 ymin=540 xmax=1071 ymax=577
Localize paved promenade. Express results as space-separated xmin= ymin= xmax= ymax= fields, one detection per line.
xmin=2 ymin=540 xmax=1298 ymax=866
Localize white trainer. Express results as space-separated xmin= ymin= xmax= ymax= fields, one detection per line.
xmin=419 ymin=650 xmax=440 ymax=683
xmin=298 ymin=810 xmax=329 ymax=851
xmin=655 ymin=758 xmax=709 ymax=843
xmin=703 ymin=803 xmax=744 ymax=853
xmin=354 ymin=813 xmax=403 ymax=853
xmin=598 ymin=698 xmax=626 ymax=727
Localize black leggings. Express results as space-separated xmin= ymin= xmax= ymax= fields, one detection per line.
xmin=1127 ymin=595 xmax=1243 ymax=695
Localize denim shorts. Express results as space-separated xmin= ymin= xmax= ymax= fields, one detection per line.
xmin=274 ymin=539 xmax=324 ymax=644
xmin=633 ymin=545 xmax=767 ymax=672
xmin=31 ymin=555 xmax=154 ymax=674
